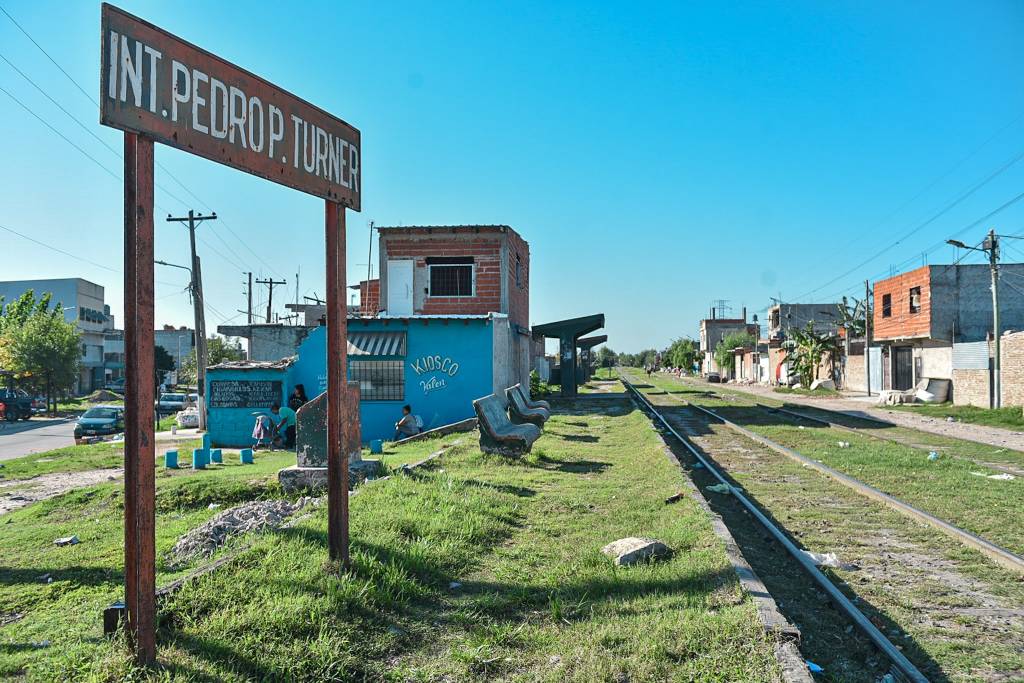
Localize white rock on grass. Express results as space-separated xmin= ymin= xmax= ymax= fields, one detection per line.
xmin=601 ymin=537 xmax=670 ymax=566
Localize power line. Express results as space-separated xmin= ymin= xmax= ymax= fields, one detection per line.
xmin=0 ymin=6 xmax=284 ymax=282
xmin=0 ymin=221 xmax=118 ymax=272
xmin=0 ymin=4 xmax=97 ymax=107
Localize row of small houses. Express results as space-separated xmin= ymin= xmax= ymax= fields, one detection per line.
xmin=698 ymin=263 xmax=1024 ymax=408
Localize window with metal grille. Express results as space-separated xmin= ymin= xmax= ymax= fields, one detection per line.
xmin=909 ymin=286 xmax=921 ymax=313
xmin=349 ymin=360 xmax=404 ymax=401
xmin=427 ymin=257 xmax=474 ymax=297
xmin=882 ymin=293 xmax=892 ymax=318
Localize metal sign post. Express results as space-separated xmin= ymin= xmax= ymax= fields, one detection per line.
xmin=101 ymin=3 xmax=361 ymax=662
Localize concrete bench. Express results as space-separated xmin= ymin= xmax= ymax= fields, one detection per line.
xmin=473 ymin=393 xmax=541 ymax=457
xmin=506 ymin=384 xmax=550 ymax=427
xmin=513 ymin=383 xmax=551 ymax=412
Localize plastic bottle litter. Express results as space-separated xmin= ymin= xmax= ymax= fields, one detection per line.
xmin=927 ymin=451 xmax=939 ymax=461
xmin=837 ymin=441 xmax=851 ymax=448
xmin=805 ymin=660 xmax=824 ymax=673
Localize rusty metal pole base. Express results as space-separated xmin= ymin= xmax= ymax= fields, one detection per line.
xmin=325 ymin=200 xmax=351 ymax=571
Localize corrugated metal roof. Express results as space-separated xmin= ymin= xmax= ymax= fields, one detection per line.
xmin=348 ymin=331 xmax=406 ymax=356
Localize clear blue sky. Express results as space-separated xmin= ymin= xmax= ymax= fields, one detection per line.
xmin=2 ymin=0 xmax=1023 ymax=353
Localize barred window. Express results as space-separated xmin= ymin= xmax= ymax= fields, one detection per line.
xmin=350 ymin=360 xmax=404 ymax=401
xmin=427 ymin=257 xmax=474 ymax=297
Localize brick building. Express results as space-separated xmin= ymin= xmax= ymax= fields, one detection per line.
xmin=376 ymin=224 xmax=532 ymax=388
xmin=872 ymin=263 xmax=1024 ymax=395
xmin=698 ymin=307 xmax=758 ymax=376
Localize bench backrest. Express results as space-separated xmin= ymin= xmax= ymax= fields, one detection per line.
xmin=507 ymin=384 xmax=532 ymax=413
xmin=473 ymin=394 xmax=511 ymax=436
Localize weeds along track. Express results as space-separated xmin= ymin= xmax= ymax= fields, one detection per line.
xmin=621 ymin=371 xmax=1024 ymax=683
xmin=650 ymin=373 xmax=1024 ymax=567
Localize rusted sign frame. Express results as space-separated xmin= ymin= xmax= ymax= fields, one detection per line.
xmin=106 ymin=3 xmax=358 ymax=665
xmin=100 ymin=3 xmax=360 ymax=209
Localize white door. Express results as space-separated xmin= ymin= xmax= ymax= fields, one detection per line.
xmin=386 ymin=259 xmax=414 ymax=316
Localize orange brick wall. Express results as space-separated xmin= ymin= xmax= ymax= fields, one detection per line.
xmin=380 ymin=227 xmax=530 ymax=327
xmin=359 ymin=279 xmax=379 ymax=316
xmin=873 ymin=265 xmax=931 ymax=340
xmin=506 ymin=229 xmax=530 ymax=329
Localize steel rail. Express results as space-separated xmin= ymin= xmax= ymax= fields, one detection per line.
xmin=653 ymin=380 xmax=1024 ymax=576
xmin=619 ymin=373 xmax=928 ymax=683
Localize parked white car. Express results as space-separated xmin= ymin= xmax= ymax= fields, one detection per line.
xmin=175 ymin=406 xmax=200 ymax=428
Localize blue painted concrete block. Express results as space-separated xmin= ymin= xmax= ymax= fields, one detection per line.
xmin=370 ymin=439 xmax=383 ymax=454
xmin=210 ymin=448 xmax=223 ymax=464
xmin=164 ymin=450 xmax=178 ymax=468
xmin=192 ymin=448 xmax=206 ymax=470
xmin=240 ymin=448 xmax=254 ymax=464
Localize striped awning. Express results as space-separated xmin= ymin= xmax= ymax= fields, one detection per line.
xmin=347 ymin=331 xmax=406 ymax=357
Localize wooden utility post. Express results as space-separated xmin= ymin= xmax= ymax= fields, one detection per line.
xmin=864 ymin=280 xmax=872 ymax=397
xmin=256 ymin=277 xmax=288 ymax=323
xmin=123 ymin=132 xmax=156 ymax=664
xmin=167 ymin=210 xmax=216 ymax=429
xmin=325 ymin=200 xmax=350 ymax=568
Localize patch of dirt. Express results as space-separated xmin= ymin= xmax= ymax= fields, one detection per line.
xmin=0 ymin=611 xmax=24 ymax=627
xmin=83 ymin=389 xmax=122 ymax=403
xmin=0 ymin=468 xmax=123 ymax=516
xmin=168 ymin=497 xmax=318 ymax=565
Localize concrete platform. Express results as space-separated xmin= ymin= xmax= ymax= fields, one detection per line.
xmin=278 ymin=459 xmax=382 ymax=493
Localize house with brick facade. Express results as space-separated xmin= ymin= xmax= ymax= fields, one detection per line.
xmin=698 ymin=307 xmax=759 ymax=377
xmin=872 ymin=263 xmax=1024 ymax=400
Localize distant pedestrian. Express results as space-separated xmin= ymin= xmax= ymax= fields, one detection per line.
xmin=252 ymin=414 xmax=275 ymax=451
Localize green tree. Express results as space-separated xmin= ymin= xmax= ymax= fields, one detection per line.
xmin=178 ymin=336 xmax=244 ymax=386
xmin=596 ymin=346 xmax=617 ymax=369
xmin=783 ymin=322 xmax=841 ymax=388
xmin=0 ymin=289 xmax=61 ymax=335
xmin=7 ymin=312 xmax=81 ymax=414
xmin=713 ymin=331 xmax=755 ymax=377
xmin=665 ymin=338 xmax=699 ymax=372
xmin=154 ymin=345 xmax=175 ymax=388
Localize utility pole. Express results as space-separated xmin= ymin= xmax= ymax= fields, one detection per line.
xmin=246 ymin=272 xmax=253 ymax=324
xmin=947 ymin=230 xmax=1002 ymax=408
xmin=166 ymin=209 xmax=216 ymax=430
xmin=864 ymin=280 xmax=872 ymax=397
xmin=987 ymin=229 xmax=1001 ymax=409
xmin=256 ymin=277 xmax=287 ymax=323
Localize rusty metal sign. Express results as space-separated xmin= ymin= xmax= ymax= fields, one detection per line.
xmin=100 ymin=3 xmax=361 ymax=209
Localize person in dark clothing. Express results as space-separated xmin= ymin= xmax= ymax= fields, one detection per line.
xmin=394 ymin=404 xmax=419 ymax=441
xmin=288 ymin=384 xmax=309 ymax=411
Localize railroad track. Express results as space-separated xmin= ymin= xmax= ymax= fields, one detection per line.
xmin=620 ymin=370 xmax=1024 ymax=682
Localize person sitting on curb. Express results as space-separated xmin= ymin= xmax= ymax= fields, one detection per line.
xmin=394 ymin=404 xmax=419 ymax=441
xmin=271 ymin=402 xmax=297 ymax=449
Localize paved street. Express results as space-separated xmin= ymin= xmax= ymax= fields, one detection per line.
xmin=0 ymin=418 xmax=77 ymax=462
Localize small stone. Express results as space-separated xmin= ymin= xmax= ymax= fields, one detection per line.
xmin=601 ymin=537 xmax=671 ymax=566
xmin=208 ymin=503 xmax=221 ymax=510
xmin=549 ymin=655 xmax=561 ymax=665
xmin=54 ymin=535 xmax=79 ymax=547
xmin=449 ymin=581 xmax=462 ymax=590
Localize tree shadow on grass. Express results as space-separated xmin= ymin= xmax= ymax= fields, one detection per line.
xmin=560 ymin=434 xmax=599 ymax=443
xmin=0 ymin=565 xmax=120 ymax=587
xmin=530 ymin=453 xmax=610 ymax=474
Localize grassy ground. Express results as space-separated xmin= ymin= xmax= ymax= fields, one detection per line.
xmin=883 ymin=401 xmax=1024 ymax=430
xmin=639 ymin=371 xmax=1024 ymax=556
xmin=772 ymin=386 xmax=840 ymax=398
xmin=1 ymin=406 xmax=784 ymax=682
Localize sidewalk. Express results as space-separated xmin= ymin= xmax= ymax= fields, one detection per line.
xmin=691 ymin=378 xmax=1024 ymax=453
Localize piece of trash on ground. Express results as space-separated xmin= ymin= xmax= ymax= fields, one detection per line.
xmin=927 ymin=451 xmax=939 ymax=461
xmin=54 ymin=535 xmax=79 ymax=547
xmin=449 ymin=581 xmax=462 ymax=590
xmin=837 ymin=441 xmax=851 ymax=448
xmin=970 ymin=471 xmax=1016 ymax=481
xmin=805 ymin=660 xmax=824 ymax=673
xmin=664 ymin=492 xmax=684 ymax=504
xmin=705 ymin=483 xmax=732 ymax=495
xmin=802 ymin=550 xmax=858 ymax=571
